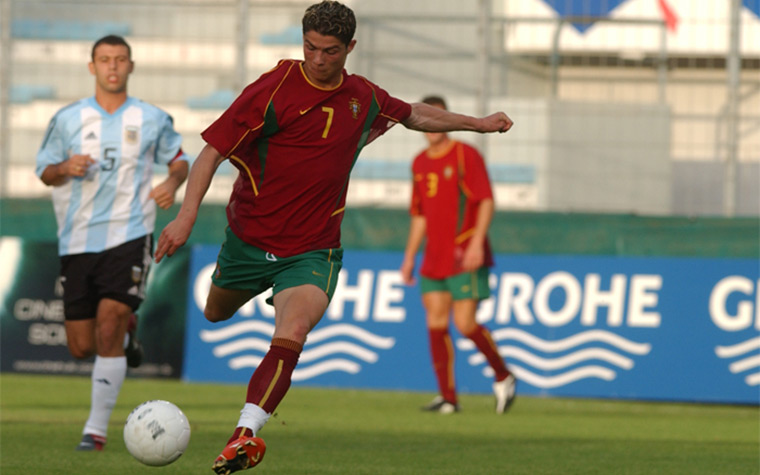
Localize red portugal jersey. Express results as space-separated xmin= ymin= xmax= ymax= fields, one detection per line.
xmin=202 ymin=60 xmax=412 ymax=256
xmin=410 ymin=140 xmax=494 ymax=279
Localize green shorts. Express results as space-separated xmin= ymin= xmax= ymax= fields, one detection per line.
xmin=212 ymin=227 xmax=343 ymax=305
xmin=420 ymin=267 xmax=491 ymax=301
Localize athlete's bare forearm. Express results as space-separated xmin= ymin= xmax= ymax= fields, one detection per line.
xmin=155 ymin=144 xmax=225 ymax=262
xmin=402 ymin=103 xmax=513 ymax=134
xmin=403 ymin=215 xmax=427 ymax=260
xmin=165 ymin=158 xmax=189 ymax=191
xmin=40 ymin=154 xmax=96 ymax=186
xmin=460 ymin=198 xmax=494 ymax=271
xmin=471 ymin=198 xmax=494 ymax=246
xmin=400 ymin=215 xmax=427 ymax=285
xmin=178 ymin=144 xmax=225 ymax=221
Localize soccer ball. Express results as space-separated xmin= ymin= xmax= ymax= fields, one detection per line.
xmin=123 ymin=400 xmax=191 ymax=466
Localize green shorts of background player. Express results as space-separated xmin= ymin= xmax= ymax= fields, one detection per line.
xmin=420 ymin=267 xmax=491 ymax=300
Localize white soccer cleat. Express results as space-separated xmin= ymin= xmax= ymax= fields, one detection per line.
xmin=493 ymin=374 xmax=516 ymax=414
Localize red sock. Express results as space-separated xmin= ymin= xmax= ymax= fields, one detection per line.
xmin=465 ymin=325 xmax=510 ymax=381
xmin=245 ymin=338 xmax=302 ymax=414
xmin=428 ymin=328 xmax=457 ymax=403
xmin=227 ymin=427 xmax=254 ymax=444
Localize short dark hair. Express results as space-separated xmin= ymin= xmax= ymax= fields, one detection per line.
xmin=91 ymin=35 xmax=131 ymax=61
xmin=421 ymin=95 xmax=447 ymax=110
xmin=302 ymin=1 xmax=356 ymax=46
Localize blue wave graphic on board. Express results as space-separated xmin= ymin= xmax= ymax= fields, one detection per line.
xmin=199 ymin=321 xmax=395 ymax=381
xmin=715 ymin=337 xmax=760 ymax=387
xmin=457 ymin=328 xmax=651 ymax=389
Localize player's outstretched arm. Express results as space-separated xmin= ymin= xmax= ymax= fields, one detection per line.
xmin=155 ymin=144 xmax=225 ymax=263
xmin=402 ymin=102 xmax=513 ymax=134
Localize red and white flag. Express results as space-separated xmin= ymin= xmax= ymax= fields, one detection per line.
xmin=657 ymin=0 xmax=679 ymax=32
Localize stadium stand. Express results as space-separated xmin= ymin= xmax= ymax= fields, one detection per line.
xmin=11 ymin=19 xmax=131 ymax=40
xmin=9 ymin=85 xmax=56 ymax=104
xmin=186 ymin=90 xmax=236 ymax=110
xmin=259 ymin=25 xmax=302 ymax=45
xmin=4 ymin=1 xmax=758 ymax=216
xmin=350 ymin=160 xmax=535 ymax=184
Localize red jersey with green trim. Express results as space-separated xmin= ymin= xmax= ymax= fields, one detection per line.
xmin=410 ymin=140 xmax=494 ymax=279
xmin=202 ymin=60 xmax=412 ymax=256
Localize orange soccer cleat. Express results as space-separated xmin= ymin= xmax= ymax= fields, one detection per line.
xmin=211 ymin=436 xmax=266 ymax=474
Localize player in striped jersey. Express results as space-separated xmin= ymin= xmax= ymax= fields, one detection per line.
xmin=400 ymin=96 xmax=516 ymax=416
xmin=154 ymin=2 xmax=512 ymax=472
xmin=35 ymin=35 xmax=189 ymax=452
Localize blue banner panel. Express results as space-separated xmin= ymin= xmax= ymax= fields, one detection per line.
xmin=183 ymin=246 xmax=759 ymax=404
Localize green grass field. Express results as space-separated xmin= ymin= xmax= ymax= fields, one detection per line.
xmin=1 ymin=373 xmax=758 ymax=474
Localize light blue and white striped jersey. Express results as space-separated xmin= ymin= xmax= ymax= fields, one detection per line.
xmin=35 ymin=96 xmax=189 ymax=256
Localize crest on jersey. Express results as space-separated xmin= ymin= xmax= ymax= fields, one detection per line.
xmin=444 ymin=166 xmax=454 ymax=180
xmin=349 ymin=98 xmax=361 ymax=119
xmin=125 ymin=126 xmax=139 ymax=144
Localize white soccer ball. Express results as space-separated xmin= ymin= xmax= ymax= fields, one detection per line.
xmin=123 ymin=400 xmax=191 ymax=466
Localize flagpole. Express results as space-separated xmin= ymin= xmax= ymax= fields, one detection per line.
xmin=0 ymin=0 xmax=11 ymax=199
xmin=723 ymin=0 xmax=741 ymax=217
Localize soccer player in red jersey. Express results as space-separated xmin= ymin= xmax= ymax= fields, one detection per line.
xmin=400 ymin=96 xmax=516 ymax=415
xmin=155 ymin=2 xmax=513 ymax=472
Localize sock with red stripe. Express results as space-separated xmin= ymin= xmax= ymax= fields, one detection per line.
xmin=428 ymin=328 xmax=457 ymax=404
xmin=227 ymin=427 xmax=254 ymax=444
xmin=465 ymin=325 xmax=510 ymax=381
xmin=227 ymin=338 xmax=301 ymax=443
xmin=245 ymin=338 xmax=301 ymax=412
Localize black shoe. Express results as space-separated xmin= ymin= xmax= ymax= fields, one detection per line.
xmin=125 ymin=313 xmax=144 ymax=368
xmin=76 ymin=433 xmax=106 ymax=451
xmin=421 ymin=396 xmax=460 ymax=414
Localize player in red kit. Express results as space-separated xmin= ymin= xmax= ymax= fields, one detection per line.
xmin=155 ymin=2 xmax=513 ymax=473
xmin=400 ymin=96 xmax=516 ymax=416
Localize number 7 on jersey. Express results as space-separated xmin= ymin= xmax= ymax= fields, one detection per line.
xmin=321 ymin=106 xmax=334 ymax=139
